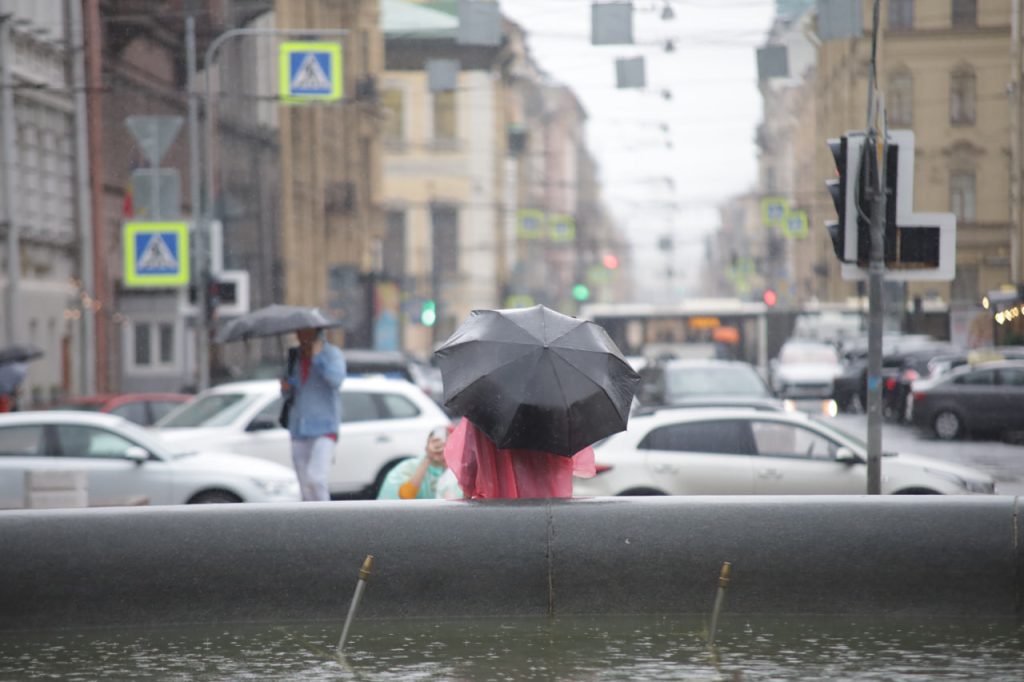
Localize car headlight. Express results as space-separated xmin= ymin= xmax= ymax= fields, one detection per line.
xmin=251 ymin=477 xmax=300 ymax=497
xmin=924 ymin=468 xmax=995 ymax=494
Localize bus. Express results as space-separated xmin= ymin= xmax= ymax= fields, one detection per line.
xmin=580 ymin=299 xmax=770 ymax=370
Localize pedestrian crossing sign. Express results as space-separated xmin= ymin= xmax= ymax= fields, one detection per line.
xmin=279 ymin=41 xmax=343 ymax=103
xmin=123 ymin=221 xmax=190 ymax=288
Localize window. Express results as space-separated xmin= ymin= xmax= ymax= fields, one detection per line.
xmin=109 ymin=402 xmax=149 ymax=425
xmin=158 ymin=393 xmax=253 ymax=428
xmin=134 ymin=323 xmax=151 ymax=366
xmin=889 ymin=0 xmax=913 ymax=29
xmin=130 ymin=320 xmax=177 ymax=370
xmin=954 ymin=369 xmax=995 ymax=385
xmin=150 ymin=401 xmax=184 ymax=424
xmin=750 ymin=421 xmax=838 ymax=460
xmin=341 ymin=392 xmax=379 ymax=423
xmin=639 ymin=420 xmax=753 ymax=455
xmin=383 ymin=210 xmax=406 ymax=282
xmin=53 ymin=425 xmax=139 ymax=459
xmin=998 ymin=369 xmax=1024 ymax=386
xmin=380 ymin=393 xmax=420 ymax=419
xmin=431 ymin=205 xmax=459 ymax=278
xmin=381 ymin=89 xmax=404 ymax=141
xmin=950 ymin=67 xmax=976 ymax=125
xmin=0 ymin=425 xmax=44 ymax=456
xmin=433 ymin=90 xmax=457 ymax=141
xmin=952 ymin=0 xmax=976 ymax=27
xmin=888 ymin=71 xmax=913 ymax=127
xmin=159 ymin=324 xmax=174 ymax=364
xmin=950 ymin=170 xmax=976 ymax=221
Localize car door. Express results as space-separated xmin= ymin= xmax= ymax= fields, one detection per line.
xmin=0 ymin=423 xmax=46 ymax=508
xmin=238 ymin=396 xmax=292 ymax=466
xmin=638 ymin=419 xmax=756 ymax=494
xmin=51 ymin=424 xmax=174 ymax=505
xmin=333 ymin=391 xmax=389 ymax=492
xmin=749 ymin=419 xmax=863 ymax=494
xmin=948 ymin=368 xmax=1000 ymax=430
xmin=995 ymin=367 xmax=1024 ymax=432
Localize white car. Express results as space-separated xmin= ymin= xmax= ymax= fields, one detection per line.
xmin=771 ymin=340 xmax=843 ymax=399
xmin=154 ymin=376 xmax=452 ymax=497
xmin=0 ymin=411 xmax=301 ymax=508
xmin=573 ymin=407 xmax=996 ymax=497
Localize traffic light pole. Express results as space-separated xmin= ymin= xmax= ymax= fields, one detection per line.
xmin=865 ymin=0 xmax=884 ymax=494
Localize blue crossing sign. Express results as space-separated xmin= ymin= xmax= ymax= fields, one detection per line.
xmin=279 ymin=41 xmax=343 ymax=102
xmin=123 ymin=221 xmax=190 ymax=288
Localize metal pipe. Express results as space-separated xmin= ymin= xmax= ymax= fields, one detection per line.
xmin=0 ymin=14 xmax=21 ymax=346
xmin=70 ymin=0 xmax=95 ymax=395
xmin=865 ymin=0 xmax=884 ymax=495
xmin=707 ymin=561 xmax=731 ymax=647
xmin=337 ymin=554 xmax=374 ymax=654
xmin=186 ymin=16 xmax=203 ymax=389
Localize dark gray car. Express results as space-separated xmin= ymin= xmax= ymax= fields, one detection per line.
xmin=909 ymin=360 xmax=1024 ymax=440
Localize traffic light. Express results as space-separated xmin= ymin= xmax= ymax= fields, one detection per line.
xmin=420 ymin=299 xmax=437 ymax=327
xmin=602 ymin=253 xmax=620 ymax=270
xmin=572 ymin=283 xmax=590 ymax=302
xmin=762 ymin=289 xmax=777 ymax=307
xmin=824 ymin=135 xmax=849 ymax=262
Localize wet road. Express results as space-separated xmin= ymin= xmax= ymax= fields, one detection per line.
xmin=829 ymin=414 xmax=1024 ymax=496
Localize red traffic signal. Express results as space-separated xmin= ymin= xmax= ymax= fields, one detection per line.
xmin=602 ymin=254 xmax=620 ymax=270
xmin=762 ymin=289 xmax=777 ymax=307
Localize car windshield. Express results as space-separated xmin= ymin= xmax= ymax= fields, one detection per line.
xmin=809 ymin=416 xmax=866 ymax=449
xmin=664 ymin=366 xmax=769 ymax=398
xmin=780 ymin=345 xmax=839 ymax=365
xmin=156 ymin=393 xmax=255 ymax=428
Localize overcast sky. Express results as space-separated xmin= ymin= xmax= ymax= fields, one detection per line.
xmin=500 ymin=0 xmax=776 ymax=300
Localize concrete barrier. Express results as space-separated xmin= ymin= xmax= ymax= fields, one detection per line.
xmin=0 ymin=496 xmax=1020 ymax=631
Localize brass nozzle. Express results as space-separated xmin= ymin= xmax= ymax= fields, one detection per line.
xmin=717 ymin=561 xmax=731 ymax=588
xmin=359 ymin=554 xmax=375 ymax=581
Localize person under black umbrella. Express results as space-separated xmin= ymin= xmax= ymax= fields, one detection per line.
xmin=0 ymin=362 xmax=28 ymax=413
xmin=434 ymin=304 xmax=640 ymax=499
xmin=280 ymin=326 xmax=347 ymax=502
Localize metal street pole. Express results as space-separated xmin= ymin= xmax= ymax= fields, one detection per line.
xmin=0 ymin=15 xmax=21 ymax=345
xmin=865 ymin=0 xmax=884 ymax=494
xmin=185 ymin=16 xmax=206 ymax=390
xmin=193 ymin=27 xmax=348 ymax=391
xmin=69 ymin=0 xmax=96 ymax=394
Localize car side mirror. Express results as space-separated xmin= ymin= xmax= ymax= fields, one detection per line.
xmin=247 ymin=417 xmax=281 ymax=432
xmin=124 ymin=446 xmax=150 ymax=463
xmin=835 ymin=446 xmax=860 ymax=464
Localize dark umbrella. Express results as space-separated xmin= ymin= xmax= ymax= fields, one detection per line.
xmin=214 ymin=304 xmax=340 ymax=343
xmin=0 ymin=343 xmax=44 ymax=365
xmin=434 ymin=305 xmax=640 ymax=456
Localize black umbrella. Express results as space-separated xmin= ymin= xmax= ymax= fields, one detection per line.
xmin=434 ymin=305 xmax=640 ymax=456
xmin=215 ymin=304 xmax=340 ymax=343
xmin=0 ymin=343 xmax=44 ymax=365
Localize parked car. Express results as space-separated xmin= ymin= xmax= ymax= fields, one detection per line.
xmin=883 ymin=345 xmax=958 ymax=422
xmin=771 ymin=340 xmax=842 ymax=400
xmin=573 ymin=407 xmax=996 ymax=497
xmin=0 ymin=411 xmax=300 ymax=508
xmin=153 ymin=376 xmax=452 ymax=497
xmin=47 ymin=393 xmax=192 ymax=426
xmin=909 ymin=360 xmax=1024 ymax=440
xmin=638 ymin=358 xmax=777 ymax=406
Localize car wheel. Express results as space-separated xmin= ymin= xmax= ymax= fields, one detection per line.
xmin=617 ymin=488 xmax=666 ymax=496
xmin=933 ymin=410 xmax=963 ymax=441
xmin=188 ymin=490 xmax=243 ymax=504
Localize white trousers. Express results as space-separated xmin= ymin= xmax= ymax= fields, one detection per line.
xmin=290 ymin=437 xmax=334 ymax=502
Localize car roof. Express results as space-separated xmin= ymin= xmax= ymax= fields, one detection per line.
xmin=629 ymin=405 xmax=802 ymax=427
xmin=0 ymin=410 xmax=130 ymax=427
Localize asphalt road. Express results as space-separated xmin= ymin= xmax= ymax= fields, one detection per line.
xmin=829 ymin=413 xmax=1024 ymax=496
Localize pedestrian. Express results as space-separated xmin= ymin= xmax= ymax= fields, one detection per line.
xmin=376 ymin=425 xmax=460 ymax=500
xmin=280 ymin=327 xmax=346 ymax=501
xmin=443 ymin=417 xmax=595 ymax=500
xmin=0 ymin=362 xmax=28 ymax=413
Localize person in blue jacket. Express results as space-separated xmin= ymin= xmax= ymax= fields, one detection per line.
xmin=280 ymin=327 xmax=347 ymax=501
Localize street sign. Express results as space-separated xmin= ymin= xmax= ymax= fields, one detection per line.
xmin=279 ymin=41 xmax=343 ymax=103
xmin=784 ymin=209 xmax=808 ymax=239
xmin=760 ymin=196 xmax=789 ymax=228
xmin=841 ymin=129 xmax=957 ymax=282
xmin=123 ymin=221 xmax=190 ymax=288
xmin=125 ymin=115 xmax=183 ymax=166
xmin=517 ymin=209 xmax=545 ymax=240
xmin=130 ymin=168 xmax=181 ymax=220
xmin=549 ymin=214 xmax=576 ymax=242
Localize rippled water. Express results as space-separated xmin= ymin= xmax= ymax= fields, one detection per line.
xmin=1 ymin=615 xmax=1022 ymax=681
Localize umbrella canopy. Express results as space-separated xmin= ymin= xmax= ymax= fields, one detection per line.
xmin=434 ymin=305 xmax=640 ymax=456
xmin=215 ymin=304 xmax=340 ymax=343
xmin=0 ymin=343 xmax=44 ymax=365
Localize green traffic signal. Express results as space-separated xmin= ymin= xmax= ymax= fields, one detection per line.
xmin=572 ymin=283 xmax=590 ymax=302
xmin=420 ymin=300 xmax=437 ymax=327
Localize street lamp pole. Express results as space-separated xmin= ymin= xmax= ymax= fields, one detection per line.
xmin=189 ymin=26 xmax=348 ymax=391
